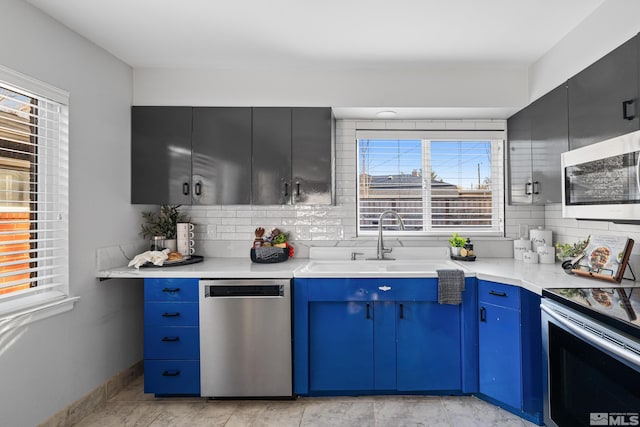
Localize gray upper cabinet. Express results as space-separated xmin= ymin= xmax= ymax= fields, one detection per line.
xmin=252 ymin=107 xmax=292 ymax=205
xmin=131 ymin=106 xmax=192 ymax=205
xmin=568 ymin=34 xmax=639 ymax=150
xmin=507 ymin=108 xmax=532 ymax=205
xmin=507 ymin=83 xmax=568 ymax=205
xmin=292 ymin=108 xmax=333 ymax=205
xmin=252 ymin=107 xmax=333 ymax=205
xmin=192 ymin=108 xmax=252 ymax=205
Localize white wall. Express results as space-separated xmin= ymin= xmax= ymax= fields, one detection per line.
xmin=529 ymin=0 xmax=640 ymax=102
xmin=0 ymin=1 xmax=143 ymax=426
xmin=133 ymin=64 xmax=528 ymax=109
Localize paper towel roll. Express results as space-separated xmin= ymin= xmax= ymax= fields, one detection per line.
xmin=514 ymin=238 xmax=531 ymax=261
xmin=530 ymin=227 xmax=552 ymax=252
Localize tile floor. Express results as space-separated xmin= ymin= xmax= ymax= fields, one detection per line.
xmin=75 ymin=376 xmax=540 ymax=427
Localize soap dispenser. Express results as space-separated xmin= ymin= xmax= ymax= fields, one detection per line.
xmin=461 ymin=238 xmax=474 ymax=258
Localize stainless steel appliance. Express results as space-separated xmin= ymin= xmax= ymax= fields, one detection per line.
xmin=199 ymin=279 xmax=292 ymax=397
xmin=541 ymin=289 xmax=640 ymax=427
xmin=562 ymin=129 xmax=640 ymax=220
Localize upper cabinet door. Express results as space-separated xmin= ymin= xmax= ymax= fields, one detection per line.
xmin=252 ymin=108 xmax=292 ymax=205
xmin=131 ymin=106 xmax=192 ymax=205
xmin=192 ymin=108 xmax=252 ymax=205
xmin=292 ymin=108 xmax=333 ymax=205
xmin=507 ymin=108 xmax=532 ymax=205
xmin=568 ymin=35 xmax=639 ymax=150
xmin=530 ymin=83 xmax=568 ymax=204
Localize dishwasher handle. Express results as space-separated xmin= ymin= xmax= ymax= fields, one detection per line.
xmin=205 ymin=284 xmax=284 ymax=298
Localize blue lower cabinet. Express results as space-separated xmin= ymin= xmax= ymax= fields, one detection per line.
xmin=144 ymin=278 xmax=200 ymax=396
xmin=297 ymin=278 xmax=476 ymax=396
xmin=144 ymin=360 xmax=200 ymax=395
xmin=478 ymin=303 xmax=522 ymax=407
xmin=477 ymin=280 xmax=543 ymax=425
xmin=397 ymin=302 xmax=461 ymax=392
xmin=309 ymin=302 xmax=374 ymax=391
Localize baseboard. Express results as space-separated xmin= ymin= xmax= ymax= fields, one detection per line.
xmin=38 ymin=360 xmax=143 ymax=427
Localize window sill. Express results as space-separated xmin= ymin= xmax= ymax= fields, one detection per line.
xmin=0 ymin=292 xmax=79 ymax=333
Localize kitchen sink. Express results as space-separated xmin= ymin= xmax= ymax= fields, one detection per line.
xmin=294 ymin=259 xmax=466 ymax=278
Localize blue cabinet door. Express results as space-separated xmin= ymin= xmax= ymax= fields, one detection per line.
xmin=308 ymin=301 xmax=374 ymax=392
xmin=397 ymin=302 xmax=462 ymax=391
xmin=478 ymin=302 xmax=522 ymax=409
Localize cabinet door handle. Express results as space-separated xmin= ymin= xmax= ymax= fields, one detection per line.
xmin=162 ymin=312 xmax=181 ymax=317
xmin=161 ymin=336 xmax=180 ymax=342
xmin=532 ymin=181 xmax=540 ymax=195
xmin=162 ymin=370 xmax=181 ymax=377
xmin=489 ymin=290 xmax=507 ymax=297
xmin=162 ymin=287 xmax=180 ymax=293
xmin=623 ymin=99 xmax=636 ymax=120
xmin=525 ymin=182 xmax=532 ymax=195
xmin=296 ymin=182 xmax=301 ymax=197
xmin=480 ymin=306 xmax=487 ymax=322
xmin=366 ymin=303 xmax=371 ymax=319
xmin=399 ymin=303 xmax=404 ymax=319
xmin=284 ymin=182 xmax=289 ymax=197
xmin=182 ymin=183 xmax=189 ymax=195
xmin=194 ymin=182 xmax=202 ymax=196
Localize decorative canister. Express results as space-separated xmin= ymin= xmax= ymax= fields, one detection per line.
xmin=514 ymin=238 xmax=531 ymax=260
xmin=523 ymin=250 xmax=539 ymax=264
xmin=530 ymin=226 xmax=552 ymax=252
xmin=537 ymin=244 xmax=555 ymax=264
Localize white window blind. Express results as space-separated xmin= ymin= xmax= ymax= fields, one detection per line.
xmin=0 ymin=70 xmax=69 ymax=305
xmin=357 ymin=132 xmax=504 ymax=236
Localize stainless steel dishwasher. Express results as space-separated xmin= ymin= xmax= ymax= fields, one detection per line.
xmin=199 ymin=279 xmax=292 ymax=397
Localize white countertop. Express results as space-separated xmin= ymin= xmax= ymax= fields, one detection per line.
xmin=96 ymin=253 xmax=640 ymax=295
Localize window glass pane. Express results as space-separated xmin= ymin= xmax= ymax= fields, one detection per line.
xmin=0 ymin=87 xmax=35 ymax=295
xmin=430 ymin=141 xmax=493 ymax=229
xmin=358 ymin=139 xmax=423 ymax=231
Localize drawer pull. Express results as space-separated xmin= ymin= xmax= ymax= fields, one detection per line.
xmin=162 ymin=287 xmax=181 ymax=293
xmin=489 ymin=290 xmax=507 ymax=297
xmin=161 ymin=336 xmax=180 ymax=342
xmin=399 ymin=303 xmax=404 ymax=319
xmin=480 ymin=306 xmax=487 ymax=322
xmin=162 ymin=370 xmax=181 ymax=377
xmin=366 ymin=303 xmax=371 ymax=320
xmin=162 ymin=312 xmax=181 ymax=317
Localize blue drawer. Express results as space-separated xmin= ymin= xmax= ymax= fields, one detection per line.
xmin=305 ymin=278 xmax=439 ymax=302
xmin=144 ymin=360 xmax=200 ymax=395
xmin=144 ymin=326 xmax=200 ymax=360
xmin=144 ymin=278 xmax=199 ymax=302
xmin=478 ymin=280 xmax=520 ymax=310
xmin=144 ymin=302 xmax=199 ymax=326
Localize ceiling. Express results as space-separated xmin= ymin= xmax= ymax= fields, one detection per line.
xmin=25 ymin=0 xmax=606 ymax=118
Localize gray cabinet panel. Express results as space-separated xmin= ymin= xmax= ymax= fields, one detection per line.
xmin=192 ymin=108 xmax=252 ymax=205
xmin=252 ymin=108 xmax=292 ymax=205
xmin=131 ymin=106 xmax=192 ymax=205
xmin=568 ymin=35 xmax=639 ymax=150
xmin=507 ymin=108 xmax=532 ymax=205
xmin=530 ymin=84 xmax=568 ymax=204
xmin=292 ymin=108 xmax=333 ymax=204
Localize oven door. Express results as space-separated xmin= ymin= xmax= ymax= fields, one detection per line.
xmin=562 ymin=129 xmax=640 ymax=220
xmin=541 ymin=299 xmax=640 ymax=427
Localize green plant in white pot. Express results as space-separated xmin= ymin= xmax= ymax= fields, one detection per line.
xmin=140 ymin=205 xmax=190 ymax=251
xmin=448 ymin=232 xmax=466 ymax=256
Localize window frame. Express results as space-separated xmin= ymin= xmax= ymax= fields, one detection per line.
xmin=0 ymin=65 xmax=77 ymax=327
xmin=355 ymin=130 xmax=505 ymax=237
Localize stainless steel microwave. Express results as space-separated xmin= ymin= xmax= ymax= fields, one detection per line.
xmin=562 ymin=130 xmax=640 ymax=220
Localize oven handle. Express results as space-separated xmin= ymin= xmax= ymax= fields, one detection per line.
xmin=636 ymin=151 xmax=640 ymax=195
xmin=541 ymin=304 xmax=640 ymax=368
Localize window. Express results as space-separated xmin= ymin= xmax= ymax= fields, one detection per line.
xmin=0 ymin=65 xmax=72 ymax=320
xmin=357 ymin=131 xmax=504 ymax=236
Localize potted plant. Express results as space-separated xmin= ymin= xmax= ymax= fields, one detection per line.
xmin=448 ymin=232 xmax=466 ymax=256
xmin=140 ymin=205 xmax=190 ymax=251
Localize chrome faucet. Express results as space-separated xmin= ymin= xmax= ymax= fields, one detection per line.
xmin=375 ymin=210 xmax=405 ymax=260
